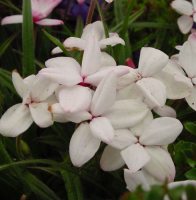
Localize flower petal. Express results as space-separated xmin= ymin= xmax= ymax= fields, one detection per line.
xmin=90 ymin=117 xmax=114 ymax=143
xmin=144 ymin=147 xmax=176 ymax=182
xmin=29 ymin=102 xmax=53 ymax=128
xmin=30 ymin=75 xmax=58 ymax=102
xmin=39 ymin=57 xmax=82 ymax=86
xmin=121 ymin=143 xmax=150 ymax=173
xmin=137 ymin=78 xmax=167 ymax=108
xmin=140 ymin=117 xmax=183 ymax=146
xmin=91 ymin=73 xmax=117 ymax=116
xmin=138 ymin=47 xmax=169 ymax=77
xmin=177 ymin=15 xmax=193 ymax=34
xmin=35 ymin=19 xmax=63 ymax=26
xmin=104 ymin=99 xmax=149 ymax=129
xmin=56 ymin=85 xmax=92 ymax=113
xmin=171 ymin=0 xmax=193 ymax=15
xmin=12 ymin=71 xmax=28 ymax=98
xmin=153 ymin=105 xmax=177 ymax=118
xmin=0 ymin=104 xmax=33 ymax=137
xmin=69 ymin=123 xmax=101 ymax=167
xmin=185 ymin=86 xmax=196 ymax=111
xmin=100 ymin=52 xmax=116 ymax=67
xmin=109 ymin=129 xmax=137 ymax=150
xmin=1 ymin=15 xmax=23 ymax=25
xmin=81 ymin=36 xmax=102 ymax=76
xmin=100 ymin=146 xmax=125 ymax=171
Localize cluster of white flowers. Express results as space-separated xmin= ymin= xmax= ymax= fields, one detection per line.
xmin=1 ymin=20 xmax=196 ymax=191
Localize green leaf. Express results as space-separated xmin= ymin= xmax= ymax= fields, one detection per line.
xmin=22 ymin=0 xmax=35 ymax=76
xmin=0 ymin=33 xmax=18 ymax=57
xmin=184 ymin=122 xmax=196 ymax=136
xmin=0 ymin=68 xmax=14 ymax=92
xmin=185 ymin=168 xmax=196 ymax=180
xmin=42 ymin=29 xmax=67 ymax=55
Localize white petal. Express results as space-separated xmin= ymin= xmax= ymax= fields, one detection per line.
xmin=140 ymin=117 xmax=183 ymax=146
xmin=186 ymin=86 xmax=196 ymax=111
xmin=86 ymin=66 xmax=128 ymax=86
xmin=179 ymin=33 xmax=196 ymax=77
xmin=144 ymin=147 xmax=176 ymax=182
xmin=56 ymin=85 xmax=92 ymax=113
xmin=0 ymin=104 xmax=33 ymax=137
xmin=32 ymin=0 xmax=61 ymax=19
xmin=131 ymin=111 xmax=154 ymax=137
xmin=153 ymin=105 xmax=177 ymax=118
xmin=39 ymin=57 xmax=82 ymax=86
xmin=62 ymin=37 xmax=85 ymax=50
xmin=104 ymin=99 xmax=149 ymax=129
xmin=12 ymin=71 xmax=28 ymax=98
xmin=168 ymin=180 xmax=196 ymax=189
xmin=1 ymin=15 xmax=23 ymax=25
xmin=137 ymin=78 xmax=167 ymax=108
xmin=51 ymin=46 xmax=63 ymax=54
xmin=30 ymin=75 xmax=58 ymax=102
xmin=177 ymin=15 xmax=193 ymax=34
xmin=121 ymin=144 xmax=150 ymax=173
xmin=29 ymin=102 xmax=53 ymax=128
xmin=138 ymin=47 xmax=169 ymax=77
xmin=100 ymin=52 xmax=116 ymax=67
xmin=90 ymin=73 xmax=117 ymax=116
xmin=90 ymin=117 xmax=114 ymax=143
xmin=99 ymin=33 xmax=125 ymax=49
xmin=65 ymin=111 xmax=92 ymax=123
xmin=100 ymin=146 xmax=125 ymax=171
xmin=109 ymin=129 xmax=137 ymax=149
xmin=69 ymin=123 xmax=101 ymax=167
xmin=81 ymin=36 xmax=102 ymax=76
xmin=35 ymin=19 xmax=63 ymax=26
xmin=171 ymin=0 xmax=193 ymax=15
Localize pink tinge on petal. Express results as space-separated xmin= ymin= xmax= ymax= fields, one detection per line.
xmin=125 ymin=58 xmax=136 ymax=69
xmin=35 ymin=19 xmax=64 ymax=26
xmin=1 ymin=15 xmax=23 ymax=25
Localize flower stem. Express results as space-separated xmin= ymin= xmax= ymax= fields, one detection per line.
xmin=86 ymin=0 xmax=97 ymax=25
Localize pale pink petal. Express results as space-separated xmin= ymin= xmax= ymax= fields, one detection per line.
xmin=30 ymin=75 xmax=58 ymax=102
xmin=86 ymin=66 xmax=128 ymax=87
xmin=185 ymin=86 xmax=196 ymax=111
xmin=121 ymin=143 xmax=150 ymax=173
xmin=90 ymin=117 xmax=114 ymax=143
xmin=138 ymin=47 xmax=169 ymax=77
xmin=179 ymin=33 xmax=196 ymax=77
xmin=99 ymin=33 xmax=125 ymax=49
xmin=35 ymin=19 xmax=64 ymax=26
xmin=23 ymin=75 xmax=36 ymax=87
xmin=56 ymin=85 xmax=92 ymax=113
xmin=153 ymin=105 xmax=177 ymax=118
xmin=29 ymin=102 xmax=53 ymax=128
xmin=100 ymin=52 xmax=116 ymax=67
xmin=81 ymin=36 xmax=102 ymax=76
xmin=90 ymin=73 xmax=117 ymax=116
xmin=177 ymin=15 xmax=193 ymax=34
xmin=69 ymin=123 xmax=101 ymax=167
xmin=100 ymin=146 xmax=125 ymax=171
xmin=140 ymin=117 xmax=183 ymax=146
xmin=12 ymin=71 xmax=28 ymax=98
xmin=32 ymin=0 xmax=61 ymax=19
xmin=171 ymin=0 xmax=193 ymax=15
xmin=62 ymin=37 xmax=85 ymax=50
xmin=144 ymin=147 xmax=176 ymax=182
xmin=104 ymin=99 xmax=149 ymax=129
xmin=1 ymin=15 xmax=23 ymax=25
xmin=0 ymin=104 xmax=33 ymax=137
xmin=109 ymin=129 xmax=137 ymax=150
xmin=137 ymin=78 xmax=167 ymax=108
xmin=39 ymin=57 xmax=82 ymax=86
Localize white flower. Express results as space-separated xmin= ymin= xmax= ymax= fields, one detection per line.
xmin=0 ymin=71 xmax=58 ymax=137
xmin=105 ymin=0 xmax=113 ymax=3
xmin=1 ymin=0 xmax=63 ymax=26
xmin=100 ymin=115 xmax=183 ymax=189
xmin=118 ymin=47 xmax=169 ymax=109
xmin=39 ymin=36 xmax=128 ymax=114
xmin=66 ymin=73 xmax=149 ymax=167
xmin=171 ymin=0 xmax=196 ymax=34
xmin=51 ymin=21 xmax=125 ymax=54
